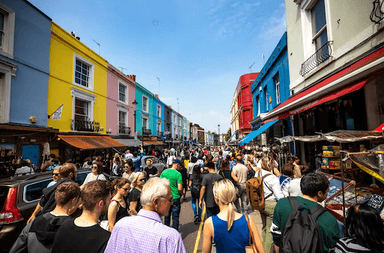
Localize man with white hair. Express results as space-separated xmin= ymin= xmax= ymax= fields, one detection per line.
xmin=104 ymin=178 xmax=186 ymax=253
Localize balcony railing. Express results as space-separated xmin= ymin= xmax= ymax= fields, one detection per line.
xmin=142 ymin=128 xmax=152 ymax=136
xmin=119 ymin=124 xmax=131 ymax=135
xmin=72 ymin=119 xmax=100 ymax=132
xmin=157 ymin=131 xmax=163 ymax=137
xmin=175 ymin=134 xmax=178 ymax=139
xmin=299 ymin=41 xmax=333 ymax=77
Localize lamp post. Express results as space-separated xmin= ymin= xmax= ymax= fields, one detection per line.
xmin=218 ymin=124 xmax=220 ymax=145
xmin=132 ymin=99 xmax=138 ymax=136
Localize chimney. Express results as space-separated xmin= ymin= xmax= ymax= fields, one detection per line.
xmin=128 ymin=75 xmax=136 ymax=82
xmin=76 ymin=37 xmax=80 ymax=41
xmin=155 ymin=94 xmax=159 ymax=99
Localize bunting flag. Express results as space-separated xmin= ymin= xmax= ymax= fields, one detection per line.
xmin=51 ymin=104 xmax=64 ymax=121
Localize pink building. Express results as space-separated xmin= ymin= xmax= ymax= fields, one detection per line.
xmin=106 ymin=63 xmax=136 ymax=135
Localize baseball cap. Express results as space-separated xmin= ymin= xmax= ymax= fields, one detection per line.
xmin=173 ymin=159 xmax=182 ymax=165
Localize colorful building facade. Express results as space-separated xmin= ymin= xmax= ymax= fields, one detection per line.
xmin=153 ymin=94 xmax=164 ymax=137
xmin=135 ymin=82 xmax=154 ymax=136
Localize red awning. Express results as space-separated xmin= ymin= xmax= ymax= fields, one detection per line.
xmin=57 ymin=135 xmax=126 ymax=150
xmin=374 ymin=123 xmax=384 ymax=132
xmin=264 ymin=75 xmax=377 ymax=123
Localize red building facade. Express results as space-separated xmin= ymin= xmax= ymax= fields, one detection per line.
xmin=237 ymin=73 xmax=259 ymax=139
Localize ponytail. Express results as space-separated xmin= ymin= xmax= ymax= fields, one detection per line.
xmin=227 ymin=202 xmax=235 ymax=231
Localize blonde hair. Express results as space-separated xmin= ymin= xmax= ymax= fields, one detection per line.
xmin=131 ymin=172 xmax=145 ymax=188
xmin=260 ymin=156 xmax=274 ymax=172
xmin=213 ymin=179 xmax=237 ymax=231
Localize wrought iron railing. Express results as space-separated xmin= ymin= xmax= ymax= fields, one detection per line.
xmin=119 ymin=124 xmax=131 ymax=135
xmin=142 ymin=128 xmax=152 ymax=135
xmin=299 ymin=41 xmax=333 ymax=77
xmin=165 ymin=133 xmax=172 ymax=140
xmin=72 ymin=119 xmax=100 ymax=132
xmin=370 ymin=0 xmax=384 ymax=24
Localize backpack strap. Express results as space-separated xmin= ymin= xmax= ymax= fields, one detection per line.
xmin=288 ymin=196 xmax=300 ymax=210
xmin=310 ymin=204 xmax=326 ymax=220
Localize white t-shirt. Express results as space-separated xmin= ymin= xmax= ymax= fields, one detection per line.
xmin=167 ymin=155 xmax=176 ymax=166
xmin=14 ymin=166 xmax=35 ymax=177
xmin=282 ymin=178 xmax=302 ymax=197
xmin=254 ymin=169 xmax=284 ymax=201
xmin=82 ymin=173 xmax=107 ymax=186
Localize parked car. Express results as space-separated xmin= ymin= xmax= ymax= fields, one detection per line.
xmin=0 ymin=169 xmax=113 ymax=252
xmin=140 ymin=155 xmax=166 ymax=175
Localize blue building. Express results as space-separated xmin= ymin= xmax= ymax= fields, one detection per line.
xmin=135 ymin=82 xmax=154 ymax=136
xmin=240 ymin=32 xmax=294 ymax=150
xmin=182 ymin=117 xmax=187 ymax=141
xmin=153 ymin=94 xmax=164 ymax=137
xmin=0 ymin=0 xmax=58 ymax=168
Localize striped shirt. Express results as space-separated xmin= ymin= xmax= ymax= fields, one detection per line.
xmin=104 ymin=209 xmax=186 ymax=253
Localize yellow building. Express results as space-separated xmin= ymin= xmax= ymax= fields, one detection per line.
xmin=47 ymin=22 xmax=108 ymax=134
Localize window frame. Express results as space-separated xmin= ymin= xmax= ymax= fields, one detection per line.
xmin=142 ymin=115 xmax=149 ymax=130
xmin=273 ymin=73 xmax=281 ymax=105
xmin=142 ymin=95 xmax=149 ymax=113
xmin=0 ymin=3 xmax=15 ymax=59
xmin=257 ymin=95 xmax=260 ymax=116
xmin=157 ymin=104 xmax=161 ymax=117
xmin=117 ymin=105 xmax=129 ymax=129
xmin=73 ymin=53 xmax=95 ymax=91
xmin=264 ymin=87 xmax=269 ymax=112
xmin=71 ymin=87 xmax=96 ymax=129
xmin=118 ymin=81 xmax=128 ymax=105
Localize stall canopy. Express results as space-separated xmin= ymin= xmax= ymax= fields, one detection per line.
xmin=143 ymin=140 xmax=164 ymax=146
xmin=114 ymin=138 xmax=143 ymax=147
xmin=238 ymin=120 xmax=278 ymax=146
xmin=277 ymin=130 xmax=384 ymax=143
xmin=57 ymin=135 xmax=126 ymax=150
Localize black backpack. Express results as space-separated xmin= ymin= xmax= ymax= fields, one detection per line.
xmin=280 ymin=197 xmax=326 ymax=253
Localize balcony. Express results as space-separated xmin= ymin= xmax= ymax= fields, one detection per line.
xmin=175 ymin=134 xmax=178 ymax=139
xmin=142 ymin=128 xmax=152 ymax=136
xmin=157 ymin=131 xmax=163 ymax=137
xmin=72 ymin=119 xmax=100 ymax=132
xmin=119 ymin=124 xmax=131 ymax=135
xmin=299 ymin=41 xmax=333 ymax=77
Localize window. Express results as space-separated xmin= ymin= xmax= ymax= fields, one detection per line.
xmin=71 ymin=87 xmax=96 ymax=131
xmin=118 ymin=105 xmax=129 ymax=134
xmin=264 ymin=87 xmax=268 ymax=112
xmin=143 ymin=117 xmax=148 ymax=129
xmin=119 ymin=111 xmax=126 ymax=126
xmin=157 ymin=105 xmax=161 ymax=117
xmin=142 ymin=95 xmax=148 ymax=112
xmin=75 ymin=99 xmax=89 ymax=122
xmin=118 ymin=82 xmax=128 ymax=104
xmin=24 ymin=179 xmax=51 ymax=202
xmin=73 ymin=54 xmax=94 ymax=90
xmin=312 ymin=0 xmax=328 ymax=51
xmin=157 ymin=121 xmax=161 ymax=133
xmin=257 ymin=96 xmax=260 ymax=116
xmin=167 ymin=111 xmax=170 ymax=121
xmin=274 ymin=73 xmax=281 ymax=104
xmin=0 ymin=3 xmax=15 ymax=59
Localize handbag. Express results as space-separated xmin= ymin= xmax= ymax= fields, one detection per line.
xmin=244 ymin=214 xmax=258 ymax=253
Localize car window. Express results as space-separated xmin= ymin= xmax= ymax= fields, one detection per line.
xmin=75 ymin=172 xmax=88 ymax=185
xmin=0 ymin=186 xmax=9 ymax=210
xmin=24 ymin=179 xmax=52 ymax=202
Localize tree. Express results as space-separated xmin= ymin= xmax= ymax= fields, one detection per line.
xmin=225 ymin=128 xmax=232 ymax=142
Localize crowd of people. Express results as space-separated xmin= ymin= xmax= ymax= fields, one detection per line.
xmin=8 ymin=145 xmax=384 ymax=253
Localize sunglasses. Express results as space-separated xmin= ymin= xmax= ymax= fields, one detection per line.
xmin=139 ymin=178 xmax=146 ymax=182
xmin=122 ymin=188 xmax=129 ymax=191
xmin=52 ymin=173 xmax=59 ymax=176
xmin=92 ymin=166 xmax=98 ymax=169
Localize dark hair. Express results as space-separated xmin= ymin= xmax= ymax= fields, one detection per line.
xmin=92 ymin=161 xmax=103 ymax=174
xmin=282 ymin=163 xmax=294 ymax=177
xmin=55 ymin=182 xmax=80 ymax=206
xmin=300 ymin=173 xmax=329 ymax=197
xmin=193 ymin=164 xmax=201 ymax=176
xmin=112 ymin=178 xmax=130 ymax=196
xmin=124 ymin=159 xmax=134 ymax=170
xmin=52 ymin=158 xmax=60 ymax=165
xmin=301 ymin=165 xmax=313 ymax=176
xmin=345 ymin=203 xmax=384 ymax=250
xmin=184 ymin=153 xmax=190 ymax=160
xmin=220 ymin=160 xmax=230 ymax=172
xmin=59 ymin=163 xmax=76 ymax=179
xmin=132 ymin=151 xmax=138 ymax=157
xmin=205 ymin=161 xmax=215 ymax=170
xmin=81 ymin=180 xmax=112 ymax=211
xmin=191 ymin=156 xmax=197 ymax=163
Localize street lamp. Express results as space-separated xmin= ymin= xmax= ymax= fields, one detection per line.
xmin=132 ymin=99 xmax=138 ymax=135
xmin=218 ymin=124 xmax=220 ymax=145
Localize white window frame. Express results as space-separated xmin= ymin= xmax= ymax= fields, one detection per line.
xmin=117 ymin=104 xmax=129 ymax=128
xmin=71 ymin=87 xmax=96 ymax=128
xmin=118 ymin=81 xmax=128 ymax=105
xmin=257 ymin=95 xmax=260 ymax=116
xmin=157 ymin=104 xmax=161 ymax=117
xmin=142 ymin=95 xmax=149 ymax=113
xmin=264 ymin=87 xmax=268 ymax=112
xmin=157 ymin=120 xmax=162 ymax=133
xmin=142 ymin=114 xmax=149 ymax=129
xmin=0 ymin=3 xmax=15 ymax=59
xmin=299 ymin=0 xmax=332 ymax=62
xmin=73 ymin=53 xmax=94 ymax=91
xmin=274 ymin=73 xmax=281 ymax=104
xmin=0 ymin=58 xmax=17 ymax=123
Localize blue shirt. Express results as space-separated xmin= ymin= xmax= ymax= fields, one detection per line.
xmin=132 ymin=153 xmax=145 ymax=172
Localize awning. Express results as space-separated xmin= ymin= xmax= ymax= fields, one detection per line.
xmin=374 ymin=123 xmax=384 ymax=132
xmin=264 ymin=76 xmax=376 ymax=123
xmin=114 ymin=138 xmax=143 ymax=147
xmin=57 ymin=135 xmax=126 ymax=150
xmin=238 ymin=120 xmax=278 ymax=146
xmin=143 ymin=140 xmax=164 ymax=145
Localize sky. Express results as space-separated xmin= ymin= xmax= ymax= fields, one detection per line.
xmin=29 ymin=0 xmax=286 ymax=134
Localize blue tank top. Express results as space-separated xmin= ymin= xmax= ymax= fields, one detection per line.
xmin=212 ymin=214 xmax=250 ymax=253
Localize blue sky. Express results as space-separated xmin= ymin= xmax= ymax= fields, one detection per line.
xmin=29 ymin=0 xmax=286 ymax=134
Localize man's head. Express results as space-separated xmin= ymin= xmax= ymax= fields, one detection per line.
xmin=52 ymin=167 xmax=61 ymax=182
xmin=205 ymin=161 xmax=215 ymax=172
xmin=59 ymin=163 xmax=77 ymax=180
xmin=235 ymin=155 xmax=243 ymax=163
xmin=52 ymin=158 xmax=60 ymax=165
xmin=172 ymin=159 xmax=182 ymax=170
xmin=141 ymin=177 xmax=172 ymax=217
xmin=126 ymin=150 xmax=130 ymax=154
xmin=81 ymin=180 xmax=112 ymax=216
xmin=300 ymin=173 xmax=329 ymax=202
xmin=55 ymin=182 xmax=80 ymax=207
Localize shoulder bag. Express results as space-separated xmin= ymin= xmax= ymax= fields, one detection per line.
xmin=244 ymin=214 xmax=259 ymax=253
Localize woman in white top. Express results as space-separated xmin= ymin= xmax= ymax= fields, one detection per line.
xmin=122 ymin=159 xmax=135 ymax=183
xmin=81 ymin=162 xmax=106 ymax=189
